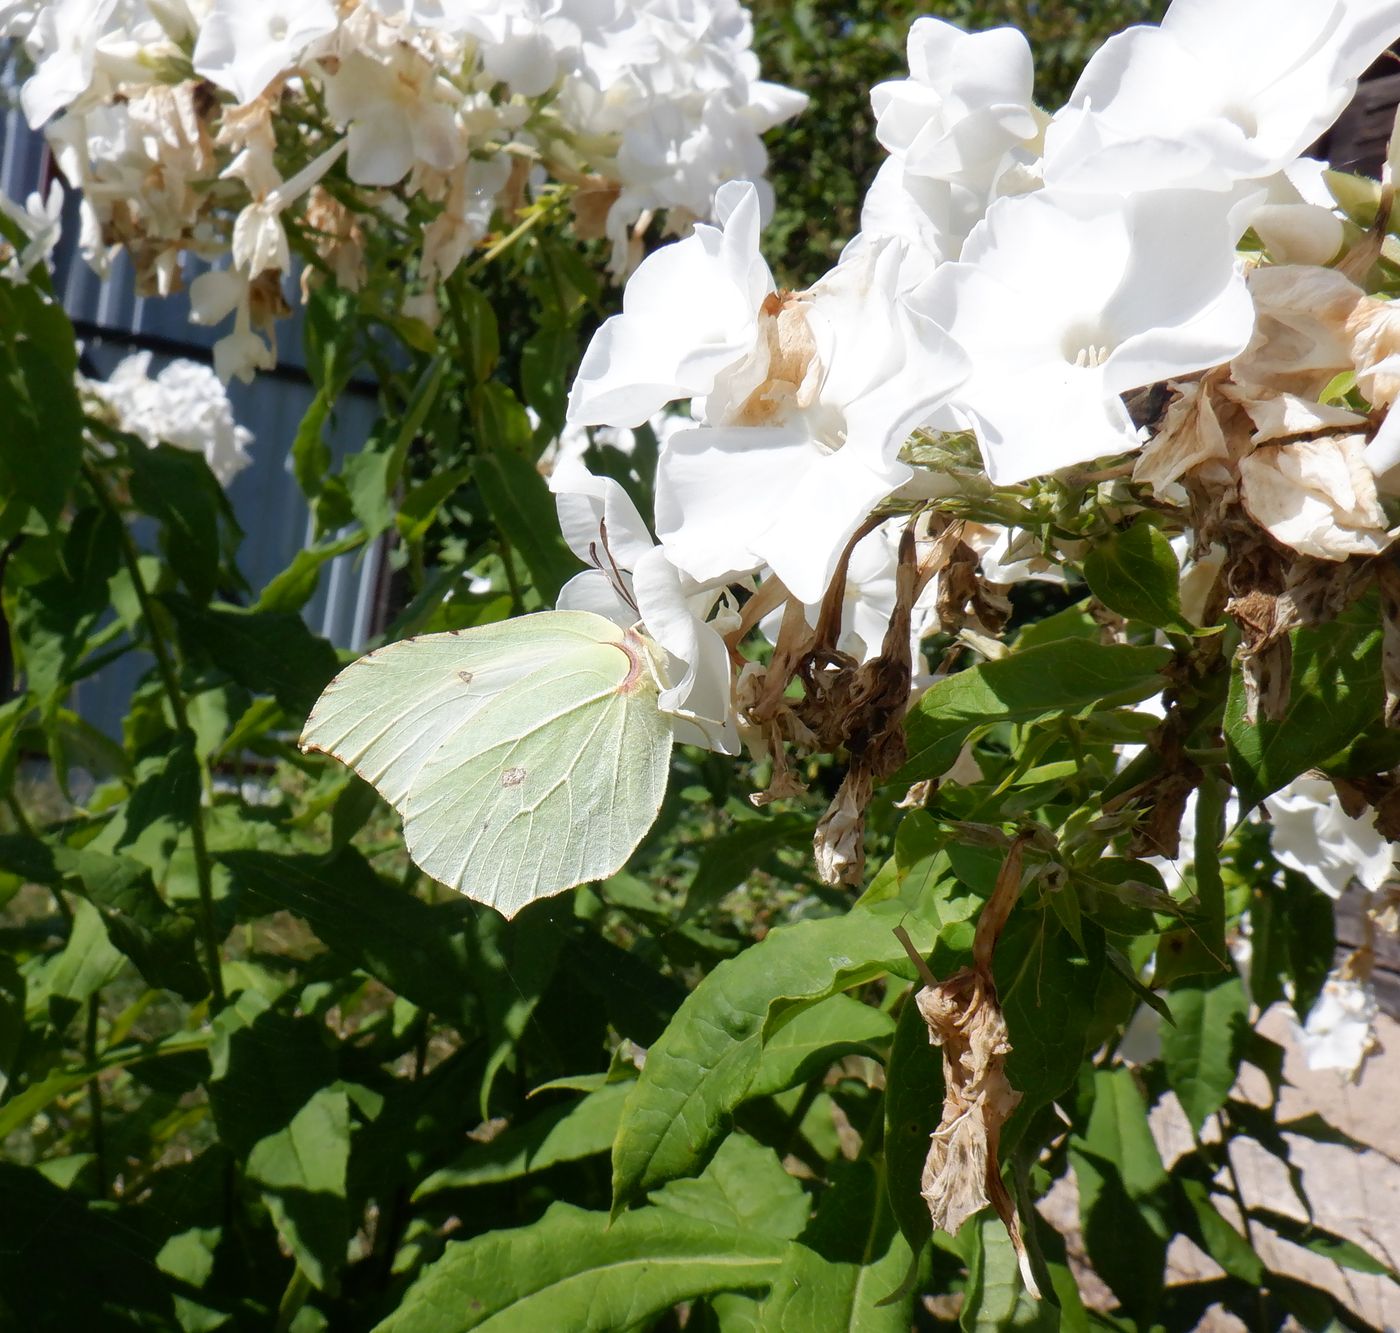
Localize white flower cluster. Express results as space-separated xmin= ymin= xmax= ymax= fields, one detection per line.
xmin=553 ymin=0 xmax=1400 ymax=885
xmin=4 ymin=0 xmax=804 ymax=380
xmin=558 ymin=0 xmax=1400 ymax=752
xmin=85 ymin=349 xmax=253 ymax=485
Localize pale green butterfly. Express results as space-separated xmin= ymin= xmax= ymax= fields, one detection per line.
xmin=299 ymin=610 xmax=673 ymax=918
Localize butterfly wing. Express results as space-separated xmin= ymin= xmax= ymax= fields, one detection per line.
xmin=299 ymin=611 xmax=625 ymax=807
xmin=403 ymin=635 xmax=672 ymax=918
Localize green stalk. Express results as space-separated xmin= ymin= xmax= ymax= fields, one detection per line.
xmin=82 ymin=462 xmax=226 ymax=1009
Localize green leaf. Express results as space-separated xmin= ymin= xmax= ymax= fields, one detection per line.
xmin=255 ymin=533 xmax=365 ymax=614
xmin=1176 ymin=1179 xmax=1262 ymax=1284
xmin=61 ymin=847 xmax=207 ymax=999
xmin=207 ymin=993 xmax=351 ymax=1289
xmin=374 ymin=1201 xmax=786 ymax=1332
xmin=95 ymin=730 xmax=201 ymax=875
xmin=1250 ymin=1207 xmax=1398 ymax=1278
xmin=217 ymin=849 xmax=475 ymax=1027
xmin=747 ymin=993 xmax=895 ymax=1101
xmin=961 ymin=1213 xmax=1057 ymax=1331
xmin=521 ymin=327 xmax=576 ymax=441
xmin=125 ymin=441 xmax=237 ymax=603
xmin=448 ymin=281 xmax=500 ymax=383
xmin=292 ymin=390 xmax=333 ymax=499
xmin=998 ymin=915 xmax=1104 ymax=1121
xmin=1248 ymin=867 xmax=1336 ymax=1017
xmin=899 ymin=641 xmax=1171 ymax=781
xmin=683 ymin=812 xmax=815 ymax=919
xmin=1082 ymin=518 xmax=1192 ymax=633
xmin=884 ymin=985 xmax=944 ymax=1255
xmin=165 ymin=597 xmax=340 ymax=718
xmin=1225 ymin=600 xmax=1383 ymax=809
xmin=398 ymin=465 xmax=472 ymax=545
xmin=473 ymin=450 xmax=579 ymax=603
xmin=414 ymin=1082 xmax=631 ymax=1196
xmin=651 ymin=1133 xmax=810 ymax=1240
xmin=1069 ymin=1068 xmax=1169 ymax=1322
xmin=756 ymin=1163 xmax=912 ymax=1331
xmin=1160 ymin=976 xmax=1248 ymax=1133
xmin=0 ymin=1163 xmax=176 ymax=1329
xmin=610 ymin=906 xmax=944 ymax=1207
xmin=0 ymin=285 xmax=83 ymax=532
xmin=246 ymin=1084 xmax=351 ymax=1291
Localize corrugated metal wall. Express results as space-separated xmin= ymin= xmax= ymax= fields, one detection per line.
xmin=2 ymin=92 xmax=385 ymax=737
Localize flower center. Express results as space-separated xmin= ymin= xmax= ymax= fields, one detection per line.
xmin=1061 ymin=323 xmax=1111 ymax=369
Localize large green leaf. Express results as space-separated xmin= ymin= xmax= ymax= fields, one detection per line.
xmin=756 ymin=1161 xmax=912 ymax=1332
xmin=1160 ymin=976 xmax=1248 ymax=1133
xmin=375 ymin=1200 xmax=786 ymax=1332
xmin=415 ymin=1082 xmax=631 ymax=1196
xmin=899 ymin=640 xmax=1171 ymax=781
xmin=164 ymin=597 xmax=340 ymax=718
xmin=683 ymin=811 xmax=816 ymax=919
xmin=651 ymin=1133 xmax=810 ymax=1239
xmin=217 ymin=849 xmax=475 ymax=1027
xmin=1082 ymin=518 xmax=1192 ymax=634
xmin=611 ymin=906 xmax=944 ymax=1207
xmin=1225 ymin=600 xmax=1383 ymax=809
xmin=125 ymin=440 xmax=238 ymax=603
xmin=746 ymin=992 xmax=895 ymax=1100
xmin=208 ymin=993 xmax=349 ymax=1290
xmin=960 ymin=1213 xmax=1057 ymax=1331
xmin=883 ymin=985 xmax=944 ymax=1255
xmin=1069 ymin=1068 xmax=1169 ymax=1322
xmin=245 ymin=1084 xmax=351 ymax=1291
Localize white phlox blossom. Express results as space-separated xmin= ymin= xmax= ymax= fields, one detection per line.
xmin=918 ymin=186 xmax=1255 ymax=484
xmin=1294 ymin=974 xmax=1379 ymax=1076
xmin=568 ymin=180 xmax=773 ymax=426
xmin=86 ymin=350 xmax=254 ymax=486
xmin=549 ymin=458 xmax=739 ymax=754
xmin=16 ymin=0 xmax=804 ymax=371
xmin=1044 ymin=0 xmax=1400 ymax=194
xmin=0 ymin=181 xmax=64 ymax=281
xmin=654 ymin=236 xmax=969 ymax=603
xmin=192 ymin=0 xmax=341 ymax=107
xmin=1266 ymin=775 xmax=1395 ymax=899
xmin=848 ymin=18 xmax=1044 ymax=277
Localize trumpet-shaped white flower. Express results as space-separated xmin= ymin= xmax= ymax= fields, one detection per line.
xmin=1266 ymin=775 xmax=1395 ymax=898
xmin=918 ymin=187 xmax=1254 ymax=484
xmin=1294 ymin=974 xmax=1379 ymax=1076
xmin=568 ymin=181 xmax=773 ymax=427
xmin=19 ymin=0 xmax=120 ymax=127
xmin=550 ymin=459 xmax=738 ymax=753
xmin=0 ymin=181 xmax=64 ymax=281
xmin=192 ymin=0 xmax=340 ymax=107
xmin=1046 ymin=0 xmax=1400 ymax=193
xmin=871 ymin=18 xmax=1039 ymax=189
xmin=654 ymin=236 xmax=969 ymax=602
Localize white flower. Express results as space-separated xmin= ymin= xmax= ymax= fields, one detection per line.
xmin=549 ymin=458 xmax=738 ymax=754
xmin=19 ymin=0 xmax=120 ymax=127
xmin=568 ymin=180 xmax=773 ymax=428
xmin=917 ymin=187 xmax=1254 ymax=484
xmin=871 ymin=18 xmax=1039 ymax=189
xmin=229 ymin=138 xmax=348 ymax=279
xmin=1266 ymin=774 xmax=1395 ymax=898
xmin=1294 ymin=973 xmax=1379 ymax=1077
xmin=190 ymin=269 xmax=275 ymax=384
xmin=192 ymin=0 xmax=340 ymax=107
xmin=653 ymin=236 xmax=969 ymax=603
xmin=0 ymin=181 xmax=64 ymax=281
xmin=321 ymin=47 xmax=466 ymax=187
xmin=89 ymin=350 xmax=254 ymax=486
xmin=1046 ymin=0 xmax=1400 ymax=193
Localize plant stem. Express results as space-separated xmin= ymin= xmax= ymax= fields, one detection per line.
xmin=82 ymin=461 xmax=226 ymax=1009
xmin=86 ymin=994 xmax=108 ymax=1197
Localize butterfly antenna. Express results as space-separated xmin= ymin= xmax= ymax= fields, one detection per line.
xmin=597 ymin=518 xmax=641 ymax=616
